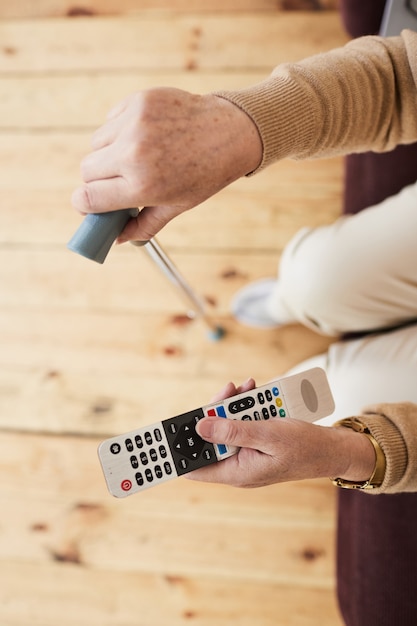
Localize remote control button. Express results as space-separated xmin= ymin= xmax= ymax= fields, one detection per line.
xmin=179 ymin=458 xmax=189 ymax=470
xmin=216 ymin=406 xmax=226 ymax=418
xmin=207 ymin=408 xmax=216 ymax=417
xmin=164 ymin=462 xmax=173 ymax=475
xmin=154 ymin=428 xmax=162 ymax=442
xmin=272 ymin=386 xmax=279 ymax=396
xmin=203 ymin=449 xmax=215 ymax=461
xmin=135 ymin=435 xmax=143 ymax=449
xmin=150 ymin=448 xmax=157 ymax=462
xmin=242 ymin=415 xmax=252 ymax=421
xmin=130 ymin=455 xmax=139 ymax=469
xmin=276 ymin=398 xmax=283 ymax=407
xmin=270 ymin=404 xmax=277 ymax=417
xmin=279 ymin=409 xmax=286 ymax=417
xmin=257 ymin=392 xmax=265 ymax=404
xmin=254 ymin=411 xmax=261 ymax=421
xmin=173 ymin=422 xmax=205 ymax=460
xmin=145 ymin=468 xmax=153 ymax=482
xmin=135 ymin=472 xmax=144 ymax=486
xmin=168 ymin=423 xmax=178 ymax=434
xmin=155 ymin=465 xmax=163 ymax=479
xmin=301 ymin=379 xmax=319 ymax=412
xmin=228 ymin=396 xmax=255 ymax=414
xmin=140 ymin=451 xmax=149 ymax=465
xmin=265 ymin=390 xmax=273 ymax=402
xmin=125 ymin=438 xmax=134 ymax=452
xmin=121 ymin=479 xmax=132 ymax=491
xmin=216 ymin=444 xmax=228 ymax=455
xmin=144 ymin=431 xmax=153 ymax=445
xmin=262 ymin=408 xmax=270 ymax=420
xmin=159 ymin=445 xmax=167 ymax=458
xmin=110 ymin=443 xmax=121 ymax=455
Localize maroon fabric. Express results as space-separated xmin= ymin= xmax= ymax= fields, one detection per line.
xmin=343 ymin=146 xmax=417 ymax=215
xmin=336 ymin=2 xmax=417 ymax=625
xmin=339 ymin=0 xmax=386 ymax=38
xmin=337 ymin=491 xmax=417 ymax=625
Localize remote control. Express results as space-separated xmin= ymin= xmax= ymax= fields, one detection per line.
xmin=98 ymin=367 xmax=335 ymax=498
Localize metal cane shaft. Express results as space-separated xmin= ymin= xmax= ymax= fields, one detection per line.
xmin=139 ymin=239 xmax=215 ymax=329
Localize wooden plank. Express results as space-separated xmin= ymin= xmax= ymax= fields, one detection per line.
xmin=0 ymin=250 xmax=288 ymax=313
xmin=0 ymin=493 xmax=336 ymax=586
xmin=0 ymin=432 xmax=337 ymax=582
xmin=0 ymin=308 xmax=333 ymax=434
xmin=0 ymin=1 xmax=339 ymax=20
xmin=0 ymin=71 xmax=285 ymax=129
xmin=0 ymin=13 xmax=348 ymax=73
xmin=0 ymin=561 xmax=342 ymax=626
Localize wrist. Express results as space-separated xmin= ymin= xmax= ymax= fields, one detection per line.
xmin=330 ymin=418 xmax=386 ymax=490
xmin=210 ymin=94 xmax=263 ymax=176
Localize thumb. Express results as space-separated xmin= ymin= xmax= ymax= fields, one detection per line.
xmin=118 ymin=205 xmax=187 ymax=243
xmin=196 ymin=417 xmax=263 ymax=450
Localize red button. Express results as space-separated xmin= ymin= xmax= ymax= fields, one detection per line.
xmin=121 ymin=479 xmax=132 ymax=491
xmin=207 ymin=408 xmax=216 ymax=416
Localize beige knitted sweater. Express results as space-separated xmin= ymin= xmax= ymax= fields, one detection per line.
xmin=216 ymin=30 xmax=417 ymax=494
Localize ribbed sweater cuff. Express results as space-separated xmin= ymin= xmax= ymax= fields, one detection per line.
xmin=213 ymin=72 xmax=318 ymax=173
xmin=358 ymin=413 xmax=408 ymax=494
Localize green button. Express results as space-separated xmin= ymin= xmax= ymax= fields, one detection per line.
xmin=279 ymin=409 xmax=286 ymax=417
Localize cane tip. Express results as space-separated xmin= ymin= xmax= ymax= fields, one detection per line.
xmin=207 ymin=326 xmax=226 ymax=342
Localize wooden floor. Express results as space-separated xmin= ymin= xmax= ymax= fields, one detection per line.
xmin=0 ymin=2 xmax=347 ymax=624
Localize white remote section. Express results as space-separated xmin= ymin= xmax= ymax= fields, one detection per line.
xmin=98 ymin=367 xmax=335 ymax=498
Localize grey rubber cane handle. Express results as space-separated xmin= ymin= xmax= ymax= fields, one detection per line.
xmin=67 ymin=208 xmax=139 ymax=264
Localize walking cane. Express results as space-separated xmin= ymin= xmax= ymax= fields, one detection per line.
xmin=67 ymin=208 xmax=225 ymax=341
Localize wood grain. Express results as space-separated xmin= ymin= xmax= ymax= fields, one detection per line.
xmin=1 ymin=0 xmax=339 ymax=19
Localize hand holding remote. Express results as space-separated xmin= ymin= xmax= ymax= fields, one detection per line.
xmin=188 ymin=379 xmax=377 ymax=489
xmin=98 ymin=368 xmax=337 ymax=497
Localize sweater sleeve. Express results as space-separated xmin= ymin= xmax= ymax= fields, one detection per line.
xmin=214 ymin=30 xmax=417 ymax=171
xmin=350 ymin=402 xmax=417 ymax=495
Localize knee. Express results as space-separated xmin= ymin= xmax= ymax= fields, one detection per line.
xmin=279 ymin=230 xmax=355 ymax=336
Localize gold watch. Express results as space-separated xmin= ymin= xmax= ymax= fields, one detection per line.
xmin=331 ymin=417 xmax=386 ymax=490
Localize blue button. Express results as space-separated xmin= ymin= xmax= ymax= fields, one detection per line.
xmin=272 ymin=386 xmax=279 ymax=396
xmin=216 ymin=444 xmax=228 ymax=455
xmin=216 ymin=406 xmax=226 ymax=417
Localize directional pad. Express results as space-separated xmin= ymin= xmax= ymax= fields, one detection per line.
xmin=173 ymin=421 xmax=205 ymax=460
xmin=162 ymin=408 xmax=217 ymax=476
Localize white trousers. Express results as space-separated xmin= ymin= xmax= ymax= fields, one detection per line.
xmin=275 ymin=181 xmax=417 ymax=419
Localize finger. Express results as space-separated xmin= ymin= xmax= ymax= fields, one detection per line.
xmin=209 ymin=382 xmax=238 ymax=404
xmin=206 ymin=378 xmax=255 ymax=406
xmin=71 ymin=177 xmax=133 ymax=214
xmin=117 ymin=205 xmax=186 ymax=242
xmin=80 ymin=146 xmax=121 ymax=184
xmin=196 ymin=417 xmax=268 ymax=451
xmin=106 ymin=95 xmax=130 ymax=120
xmin=90 ymin=116 xmax=124 ymax=151
xmin=186 ymin=455 xmax=241 ymax=485
xmin=235 ymin=377 xmax=256 ymax=394
xmin=187 ymin=446 xmax=268 ymax=487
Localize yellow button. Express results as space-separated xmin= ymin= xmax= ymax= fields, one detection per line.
xmin=276 ymin=398 xmax=282 ymax=407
